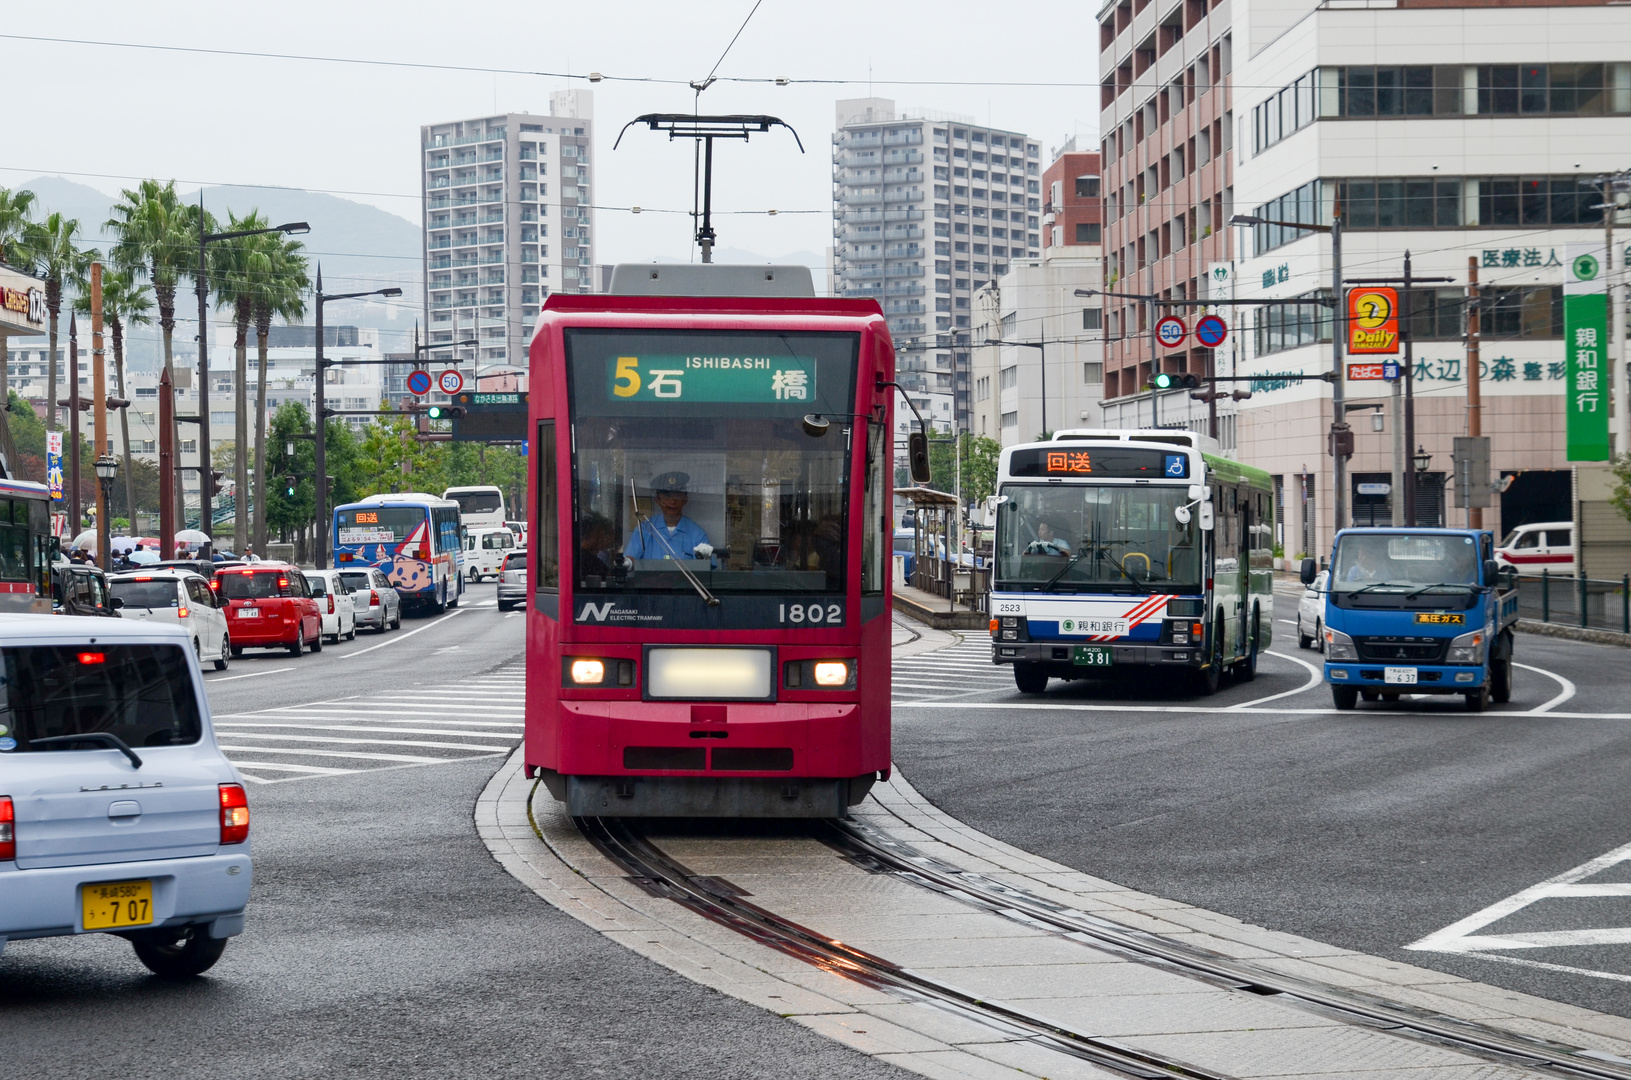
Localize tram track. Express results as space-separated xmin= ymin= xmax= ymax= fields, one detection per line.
xmin=552 ymin=788 xmax=1631 ymax=1080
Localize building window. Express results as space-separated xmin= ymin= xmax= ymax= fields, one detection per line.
xmin=1082 ymin=362 xmax=1103 ymax=383
xmin=1075 ymin=223 xmax=1101 ymax=243
xmin=1075 ymin=176 xmax=1101 ymax=198
xmin=999 ymin=366 xmax=1017 ymax=390
xmin=1001 ymin=411 xmax=1018 ymax=428
xmin=1082 ymin=308 xmax=1102 ymax=331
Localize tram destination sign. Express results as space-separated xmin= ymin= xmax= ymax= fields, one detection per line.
xmin=1009 ymin=446 xmax=1189 ymax=480
xmin=605 ymin=354 xmax=820 ymax=404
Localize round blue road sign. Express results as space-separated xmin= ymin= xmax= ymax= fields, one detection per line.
xmin=1195 ymin=314 xmax=1228 ymax=348
xmin=406 ymin=369 xmax=433 ymax=395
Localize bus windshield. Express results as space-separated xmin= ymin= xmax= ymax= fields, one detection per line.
xmin=335 ymin=507 xmax=427 ymax=545
xmin=567 ymin=328 xmax=858 ymax=595
xmin=995 ymin=483 xmax=1201 ymax=592
xmin=448 ymin=490 xmax=502 ymax=515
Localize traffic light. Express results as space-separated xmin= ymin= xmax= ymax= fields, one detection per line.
xmin=426 ymin=405 xmax=467 ymax=420
xmin=284 ymin=476 xmax=297 ymax=497
xmin=1150 ymin=373 xmax=1200 ymax=390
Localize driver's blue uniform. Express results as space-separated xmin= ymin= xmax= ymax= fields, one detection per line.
xmin=625 ymin=517 xmax=712 ymax=561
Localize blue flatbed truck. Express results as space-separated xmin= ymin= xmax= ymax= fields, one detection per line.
xmin=1302 ymin=528 xmax=1520 ymax=712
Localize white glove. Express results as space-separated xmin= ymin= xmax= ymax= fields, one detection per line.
xmin=621 ymin=555 xmax=635 ymax=572
xmin=692 ymin=543 xmax=715 ymax=559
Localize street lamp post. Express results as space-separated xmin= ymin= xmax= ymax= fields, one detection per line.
xmin=1229 ymin=211 xmax=1347 ymax=535
xmin=94 ymin=456 xmax=117 ymax=571
xmin=312 ymin=266 xmax=403 ymax=570
xmin=193 ymin=214 xmax=309 ymax=542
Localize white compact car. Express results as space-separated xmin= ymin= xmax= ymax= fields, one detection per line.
xmin=464 ymin=527 xmax=518 ymax=583
xmin=1495 ymin=521 xmax=1575 ymax=575
xmin=0 ymin=615 xmax=252 ymax=978
xmin=108 ymin=570 xmax=232 ymax=671
xmin=1296 ymin=569 xmax=1328 ymax=651
xmin=303 ymin=569 xmax=358 ymax=644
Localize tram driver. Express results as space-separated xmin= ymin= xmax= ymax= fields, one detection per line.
xmin=625 ymin=471 xmax=717 ymax=564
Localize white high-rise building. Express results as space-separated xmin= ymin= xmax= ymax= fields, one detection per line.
xmin=421 ymin=91 xmax=595 ymax=379
xmin=831 ymin=98 xmax=1043 ymax=427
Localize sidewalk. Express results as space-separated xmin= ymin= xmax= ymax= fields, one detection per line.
xmin=891 ymin=582 xmax=987 ymax=630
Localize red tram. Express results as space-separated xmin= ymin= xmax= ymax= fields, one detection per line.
xmin=523 ymin=266 xmax=899 ymax=817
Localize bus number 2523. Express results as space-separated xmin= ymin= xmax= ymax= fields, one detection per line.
xmin=779 ymin=603 xmax=843 ymax=625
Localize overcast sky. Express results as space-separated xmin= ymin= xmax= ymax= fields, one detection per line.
xmin=2 ymin=1 xmax=1101 ymax=265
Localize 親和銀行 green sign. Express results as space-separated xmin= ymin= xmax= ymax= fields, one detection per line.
xmin=606 ymin=354 xmax=819 ymax=404
xmin=1563 ymin=243 xmax=1609 ymax=462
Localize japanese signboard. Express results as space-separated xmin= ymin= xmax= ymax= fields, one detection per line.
xmin=45 ymin=431 xmax=63 ymax=501
xmin=1347 ymin=287 xmax=1399 ymax=354
xmin=1563 ymin=243 xmax=1609 ymax=462
xmin=606 ymin=354 xmax=819 ymax=404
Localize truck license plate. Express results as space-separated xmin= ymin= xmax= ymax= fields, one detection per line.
xmin=1072 ymin=645 xmax=1113 ymax=667
xmin=1384 ymin=667 xmax=1418 ymax=685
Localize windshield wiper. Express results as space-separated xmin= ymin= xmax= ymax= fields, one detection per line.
xmin=627 ymin=480 xmax=719 ymax=607
xmin=1039 ymin=550 xmax=1089 ymax=592
xmin=1403 ymin=581 xmax=1479 ymax=598
xmin=1346 ymin=580 xmax=1413 ymax=595
xmin=31 ymin=732 xmax=143 ymax=769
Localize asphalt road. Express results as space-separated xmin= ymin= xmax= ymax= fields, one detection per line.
xmin=3 ymin=583 xmax=910 ymax=1080
xmin=892 ymin=594 xmax=1631 ymax=1019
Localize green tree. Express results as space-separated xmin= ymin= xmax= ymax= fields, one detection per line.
xmin=926 ymin=432 xmax=1000 ymax=504
xmin=1611 ymin=452 xmax=1631 ymax=526
xmin=207 ymin=211 xmax=267 ymax=555
xmin=266 ymin=401 xmax=316 ymax=540
xmin=76 ymin=265 xmax=153 ymax=525
xmin=355 ymin=408 xmax=443 ymax=496
xmin=248 ymin=233 xmax=308 ymax=552
xmin=19 ymin=212 xmax=94 ymax=433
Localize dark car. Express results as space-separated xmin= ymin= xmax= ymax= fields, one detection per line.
xmin=51 ymin=564 xmax=121 ymax=618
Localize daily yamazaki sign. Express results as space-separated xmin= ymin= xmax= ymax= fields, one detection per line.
xmin=1347 ymin=287 xmax=1400 ymax=354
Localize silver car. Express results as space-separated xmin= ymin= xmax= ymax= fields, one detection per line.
xmin=0 ymin=615 xmax=252 ymax=979
xmin=337 ymin=566 xmax=400 ymax=632
xmin=1296 ymin=569 xmax=1328 ymax=651
xmin=496 ymin=551 xmax=526 ymax=611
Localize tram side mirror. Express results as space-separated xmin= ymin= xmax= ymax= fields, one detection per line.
xmin=1174 ymin=504 xmax=1192 ymax=525
xmin=907 ymin=430 xmax=932 ymax=485
xmin=1300 ymin=557 xmax=1317 ymax=585
xmin=1197 ymin=501 xmax=1214 ymax=531
xmin=801 ymin=413 xmax=831 ymax=438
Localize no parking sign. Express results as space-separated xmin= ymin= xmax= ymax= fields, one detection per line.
xmin=406 ymin=370 xmax=432 ymax=395
xmin=1195 ymin=314 xmax=1228 ymax=348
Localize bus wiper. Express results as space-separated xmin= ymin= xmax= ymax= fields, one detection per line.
xmin=627 ymin=480 xmax=720 ymax=607
xmin=1040 ymin=550 xmax=1088 ymax=591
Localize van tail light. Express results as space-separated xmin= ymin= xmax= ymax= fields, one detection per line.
xmin=0 ymin=796 xmax=14 ymax=860
xmin=328 ymin=595 xmax=335 ymax=614
xmin=177 ymin=606 xmax=190 ymax=619
xmin=219 ymin=784 xmax=250 ymax=845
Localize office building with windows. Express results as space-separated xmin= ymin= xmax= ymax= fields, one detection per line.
xmin=420 ymin=91 xmax=594 ymax=380
xmin=1099 ymin=0 xmax=1630 ymax=562
xmin=831 ymin=98 xmax=1043 ymax=428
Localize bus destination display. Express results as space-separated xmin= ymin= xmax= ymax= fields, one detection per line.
xmin=1009 ymin=446 xmax=1189 ymax=479
xmin=608 ymin=354 xmax=818 ymax=404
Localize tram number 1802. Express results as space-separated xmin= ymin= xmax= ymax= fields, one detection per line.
xmin=779 ymin=602 xmax=843 ymax=625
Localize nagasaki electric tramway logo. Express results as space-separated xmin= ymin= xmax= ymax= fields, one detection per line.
xmin=577 ymin=601 xmax=661 ymax=623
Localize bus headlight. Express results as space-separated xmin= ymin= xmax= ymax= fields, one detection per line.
xmin=1447 ymin=629 xmax=1485 ymax=665
xmin=570 ymin=659 xmax=605 ymax=685
xmin=1324 ymin=627 xmax=1358 ymax=661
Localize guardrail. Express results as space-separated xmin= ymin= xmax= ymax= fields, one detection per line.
xmin=1519 ymin=570 xmax=1631 ymax=634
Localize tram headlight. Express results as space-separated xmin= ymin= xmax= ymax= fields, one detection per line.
xmin=783 ymin=658 xmax=856 ymax=690
xmin=570 ymin=659 xmax=606 ymax=685
xmin=813 ymin=661 xmax=851 ymax=686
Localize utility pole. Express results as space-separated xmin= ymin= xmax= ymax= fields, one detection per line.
xmin=159 ymin=368 xmax=174 ymax=556
xmin=1466 ymin=256 xmax=1483 ymax=530
xmin=1148 ymin=295 xmax=1160 ymax=427
xmin=314 ymin=266 xmax=328 ymax=570
xmin=196 ymin=196 xmax=213 ymax=540
xmin=1402 ymin=252 xmax=1418 ymax=526
xmin=1330 ymin=209 xmax=1349 ymax=537
xmin=91 ymin=263 xmax=106 ymax=564
xmin=68 ymin=314 xmax=80 ymax=534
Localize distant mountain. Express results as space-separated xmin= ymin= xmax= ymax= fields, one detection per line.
xmin=10 ymin=176 xmax=424 ymax=368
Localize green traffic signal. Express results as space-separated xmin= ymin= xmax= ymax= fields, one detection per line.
xmin=1151 ymin=372 xmax=1175 ymax=390
xmin=284 ymin=476 xmax=297 ymax=497
xmin=427 ymin=406 xmax=443 ymax=419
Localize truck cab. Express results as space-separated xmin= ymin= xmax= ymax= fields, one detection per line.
xmin=1303 ymin=528 xmax=1518 ymax=712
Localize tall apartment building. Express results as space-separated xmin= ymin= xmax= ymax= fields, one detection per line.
xmin=831 ymin=98 xmax=1044 ymax=427
xmin=1100 ymin=0 xmax=1630 ymax=563
xmin=421 ymin=90 xmax=594 ymax=378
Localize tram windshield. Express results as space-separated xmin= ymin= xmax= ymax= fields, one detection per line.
xmin=566 ymin=328 xmax=859 ymax=595
xmin=995 ymin=483 xmax=1201 ymax=593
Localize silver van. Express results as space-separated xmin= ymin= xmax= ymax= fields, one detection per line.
xmin=0 ymin=615 xmax=251 ymax=979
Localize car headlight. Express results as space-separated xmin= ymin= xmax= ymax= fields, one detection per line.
xmin=1447 ymin=629 xmax=1485 ymax=665
xmin=1324 ymin=626 xmax=1358 ymax=661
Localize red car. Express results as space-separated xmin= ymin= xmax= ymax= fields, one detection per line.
xmin=218 ymin=563 xmax=323 ymax=657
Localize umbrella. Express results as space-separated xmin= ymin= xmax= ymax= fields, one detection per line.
xmin=110 ymin=536 xmax=139 ymax=554
xmin=72 ymin=529 xmax=98 ymax=553
xmin=174 ymin=529 xmax=210 ymax=545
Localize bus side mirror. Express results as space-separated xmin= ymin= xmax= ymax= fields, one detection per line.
xmin=1300 ymin=557 xmax=1316 ymax=585
xmin=907 ymin=431 xmax=932 ymax=485
xmin=1197 ymin=502 xmax=1214 ymax=531
xmin=1174 ymin=505 xmax=1192 ymax=525
xmin=1187 ymin=483 xmax=1204 ymax=501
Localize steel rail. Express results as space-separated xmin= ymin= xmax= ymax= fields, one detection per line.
xmin=823 ymin=818 xmax=1631 ymax=1080
xmin=572 ymin=814 xmax=1234 ymax=1080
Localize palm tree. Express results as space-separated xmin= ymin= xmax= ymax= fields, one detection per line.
xmin=208 ymin=211 xmax=268 ymax=553
xmin=0 ymin=186 xmax=37 ymax=473
xmin=250 ymin=235 xmax=309 ymax=553
xmin=22 ymin=213 xmax=94 ymax=433
xmin=77 ymin=266 xmax=152 ymax=529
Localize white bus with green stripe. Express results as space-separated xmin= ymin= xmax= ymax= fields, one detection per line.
xmin=989 ymin=429 xmax=1275 ymax=696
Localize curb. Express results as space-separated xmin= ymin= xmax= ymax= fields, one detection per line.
xmin=1517 ymin=618 xmax=1631 ymax=649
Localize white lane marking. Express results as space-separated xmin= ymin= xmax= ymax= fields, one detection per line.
xmin=218 ymin=732 xmax=513 ymax=752
xmin=337 ymin=609 xmax=465 ymax=659
xmin=205 ymin=666 xmax=297 ymax=683
xmin=215 ymin=719 xmax=522 ymax=732
xmin=232 ymin=761 xmax=356 ymax=776
xmin=504 ymin=611 xmax=521 ymax=619
xmin=216 ymin=723 xmax=520 ymax=738
xmin=216 ymin=710 xmax=522 ymax=723
xmin=434 ymin=645 xmax=462 ymax=654
xmin=1229 ymin=650 xmax=1324 ymax=709
xmin=217 ymin=745 xmax=451 ymax=765
xmin=1407 ymin=838 xmax=1631 ymax=975
xmin=892 ymin=701 xmax=1631 ymax=718
xmin=1518 ymin=661 xmax=1577 ymax=714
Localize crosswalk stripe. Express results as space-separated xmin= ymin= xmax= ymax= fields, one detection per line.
xmin=233 ymin=762 xmax=355 ymax=776
xmin=218 ymin=732 xmax=514 ymax=752
xmin=215 ymin=721 xmax=522 ymax=734
xmin=216 ymin=745 xmax=473 ymax=765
